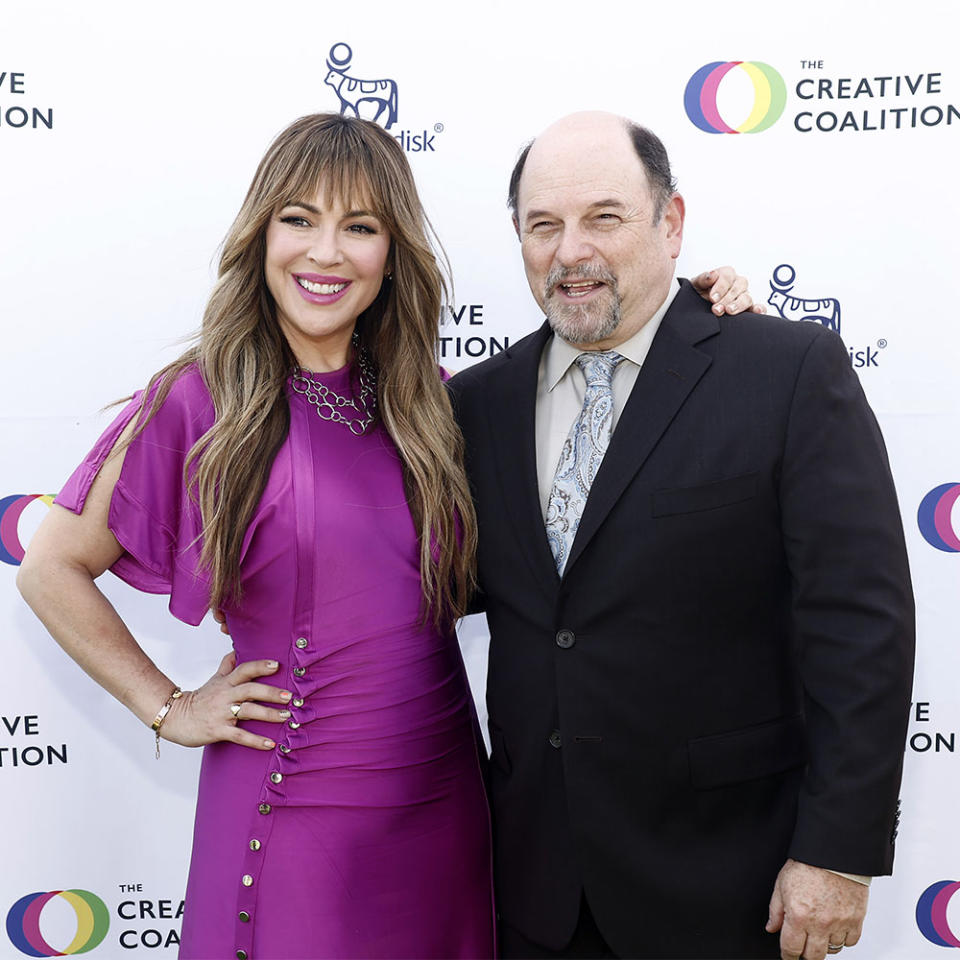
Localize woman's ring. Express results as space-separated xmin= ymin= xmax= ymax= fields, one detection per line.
xmin=230 ymin=702 xmax=242 ymax=719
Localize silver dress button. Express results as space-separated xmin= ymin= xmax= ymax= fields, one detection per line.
xmin=292 ymin=698 xmax=304 ymax=708
xmin=238 ymin=911 xmax=251 ymax=922
xmin=293 ymin=667 xmax=306 ymax=677
xmin=237 ymin=950 xmax=248 ymax=960
xmin=241 ymin=874 xmax=254 ymax=887
xmin=279 ymin=743 xmax=291 ymax=754
xmin=270 ymin=772 xmax=283 ymax=784
xmin=296 ymin=637 xmax=308 ymax=649
xmin=249 ymin=839 xmax=261 ymax=851
xmin=258 ymin=803 xmax=271 ymax=815
xmin=288 ymin=721 xmax=300 ymax=730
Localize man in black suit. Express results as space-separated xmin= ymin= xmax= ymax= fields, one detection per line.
xmin=447 ymin=112 xmax=914 ymax=960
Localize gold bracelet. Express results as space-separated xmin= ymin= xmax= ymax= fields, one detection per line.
xmin=151 ymin=687 xmax=182 ymax=759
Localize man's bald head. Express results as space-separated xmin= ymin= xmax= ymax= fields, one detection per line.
xmin=507 ymin=111 xmax=677 ymax=224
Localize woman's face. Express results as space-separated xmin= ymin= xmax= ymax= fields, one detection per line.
xmin=264 ymin=182 xmax=391 ymax=371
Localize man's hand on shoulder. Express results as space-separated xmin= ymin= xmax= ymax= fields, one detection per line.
xmin=690 ymin=266 xmax=767 ymax=316
xmin=767 ymin=858 xmax=868 ymax=960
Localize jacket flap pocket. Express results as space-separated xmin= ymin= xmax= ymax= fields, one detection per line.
xmin=688 ymin=713 xmax=807 ymax=790
xmin=652 ymin=472 xmax=759 ymax=517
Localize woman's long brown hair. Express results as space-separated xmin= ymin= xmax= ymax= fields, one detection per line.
xmin=129 ymin=114 xmax=477 ymax=626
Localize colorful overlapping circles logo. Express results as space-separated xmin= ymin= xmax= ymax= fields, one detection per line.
xmin=917 ymin=880 xmax=960 ymax=947
xmin=684 ymin=61 xmax=787 ymax=133
xmin=0 ymin=494 xmax=55 ymax=566
xmin=917 ymin=483 xmax=960 ymax=552
xmin=6 ymin=890 xmax=110 ymax=956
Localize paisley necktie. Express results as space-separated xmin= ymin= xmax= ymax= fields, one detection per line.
xmin=545 ymin=350 xmax=624 ymax=573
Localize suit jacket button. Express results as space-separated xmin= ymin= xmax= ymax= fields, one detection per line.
xmin=549 ymin=730 xmax=562 ymax=749
xmin=556 ymin=630 xmax=575 ymax=649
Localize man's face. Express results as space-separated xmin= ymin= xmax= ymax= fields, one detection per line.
xmin=515 ymin=115 xmax=683 ymax=349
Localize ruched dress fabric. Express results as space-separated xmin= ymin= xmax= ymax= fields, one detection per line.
xmin=55 ymin=364 xmax=495 ymax=960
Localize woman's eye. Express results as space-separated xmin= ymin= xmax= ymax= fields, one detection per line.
xmin=347 ymin=223 xmax=377 ymax=235
xmin=280 ymin=215 xmax=310 ymax=227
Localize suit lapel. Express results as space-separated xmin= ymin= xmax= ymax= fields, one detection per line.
xmin=484 ymin=321 xmax=561 ymax=595
xmin=563 ymin=283 xmax=719 ymax=577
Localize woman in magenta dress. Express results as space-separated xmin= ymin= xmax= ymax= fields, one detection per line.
xmin=18 ymin=114 xmax=494 ymax=959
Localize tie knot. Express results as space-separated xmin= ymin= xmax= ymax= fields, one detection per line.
xmin=575 ymin=351 xmax=623 ymax=387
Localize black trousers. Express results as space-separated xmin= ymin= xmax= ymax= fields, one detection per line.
xmin=499 ymin=894 xmax=617 ymax=959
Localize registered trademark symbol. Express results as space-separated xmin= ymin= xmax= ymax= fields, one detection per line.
xmin=434 ymin=122 xmax=444 ymax=133
xmin=877 ymin=339 xmax=888 ymax=349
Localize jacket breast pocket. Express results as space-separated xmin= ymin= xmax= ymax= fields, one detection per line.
xmin=687 ymin=713 xmax=807 ymax=790
xmin=651 ymin=472 xmax=759 ymax=518
xmin=489 ymin=722 xmax=512 ymax=776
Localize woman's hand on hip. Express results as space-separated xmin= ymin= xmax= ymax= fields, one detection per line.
xmin=160 ymin=652 xmax=292 ymax=750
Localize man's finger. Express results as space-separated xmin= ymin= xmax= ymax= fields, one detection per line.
xmin=802 ymin=930 xmax=830 ymax=960
xmin=778 ymin=914 xmax=807 ymax=960
xmin=767 ymin=883 xmax=785 ymax=933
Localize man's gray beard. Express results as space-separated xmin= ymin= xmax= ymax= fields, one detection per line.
xmin=544 ymin=266 xmax=622 ymax=345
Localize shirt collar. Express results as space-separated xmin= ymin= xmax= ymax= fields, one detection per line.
xmin=544 ymin=279 xmax=681 ymax=392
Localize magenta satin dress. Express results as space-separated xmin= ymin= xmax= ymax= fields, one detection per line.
xmin=56 ymin=364 xmax=495 ymax=960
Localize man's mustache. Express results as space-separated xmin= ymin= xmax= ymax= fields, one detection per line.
xmin=544 ymin=263 xmax=618 ymax=296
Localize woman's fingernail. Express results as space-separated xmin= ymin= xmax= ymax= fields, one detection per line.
xmin=279 ymin=711 xmax=291 ymax=719
xmin=266 ymin=661 xmax=278 ymax=670
xmin=263 ymin=739 xmax=275 ymax=748
xmin=280 ymin=691 xmax=292 ymax=700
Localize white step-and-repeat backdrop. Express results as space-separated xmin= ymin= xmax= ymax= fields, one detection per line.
xmin=3 ymin=0 xmax=958 ymax=956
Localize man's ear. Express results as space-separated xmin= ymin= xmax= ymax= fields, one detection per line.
xmin=512 ymin=215 xmax=521 ymax=241
xmin=663 ymin=193 xmax=685 ymax=260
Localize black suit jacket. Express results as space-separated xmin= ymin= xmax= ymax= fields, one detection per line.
xmin=448 ymin=280 xmax=914 ymax=960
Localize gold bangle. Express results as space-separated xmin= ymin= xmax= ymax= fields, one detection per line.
xmin=152 ymin=686 xmax=182 ymax=759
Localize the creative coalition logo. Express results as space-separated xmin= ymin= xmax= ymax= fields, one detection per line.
xmin=6 ymin=890 xmax=109 ymax=956
xmin=918 ymin=483 xmax=960 ymax=553
xmin=1 ymin=70 xmax=54 ymax=130
xmin=765 ymin=264 xmax=885 ymax=370
xmin=684 ymin=61 xmax=787 ymax=133
xmin=917 ymin=881 xmax=960 ymax=948
xmin=0 ymin=495 xmax=54 ymax=566
xmin=323 ymin=42 xmax=443 ymax=152
xmin=684 ymin=60 xmax=958 ymax=135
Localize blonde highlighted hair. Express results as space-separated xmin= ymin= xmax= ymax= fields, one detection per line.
xmin=132 ymin=113 xmax=477 ymax=624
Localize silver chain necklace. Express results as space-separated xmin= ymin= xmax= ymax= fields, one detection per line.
xmin=290 ymin=349 xmax=377 ymax=436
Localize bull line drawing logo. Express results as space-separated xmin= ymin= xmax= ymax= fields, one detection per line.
xmin=767 ymin=263 xmax=841 ymax=334
xmin=324 ymin=43 xmax=398 ymax=130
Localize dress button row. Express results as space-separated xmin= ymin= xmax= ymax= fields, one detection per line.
xmin=296 ymin=637 xmax=308 ymax=649
xmin=293 ymin=667 xmax=306 ymax=677
xmin=236 ymin=950 xmax=248 ymax=959
xmin=270 ymin=772 xmax=283 ymax=784
xmin=258 ymin=803 xmax=271 ymax=815
xmin=242 ymin=874 xmax=254 ymax=887
xmin=249 ymin=838 xmax=261 ymax=851
xmin=292 ymin=697 xmax=304 ymax=707
xmin=288 ymin=720 xmax=300 ymax=730
xmin=279 ymin=743 xmax=291 ymax=754
xmin=239 ymin=911 xmax=250 ymax=923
